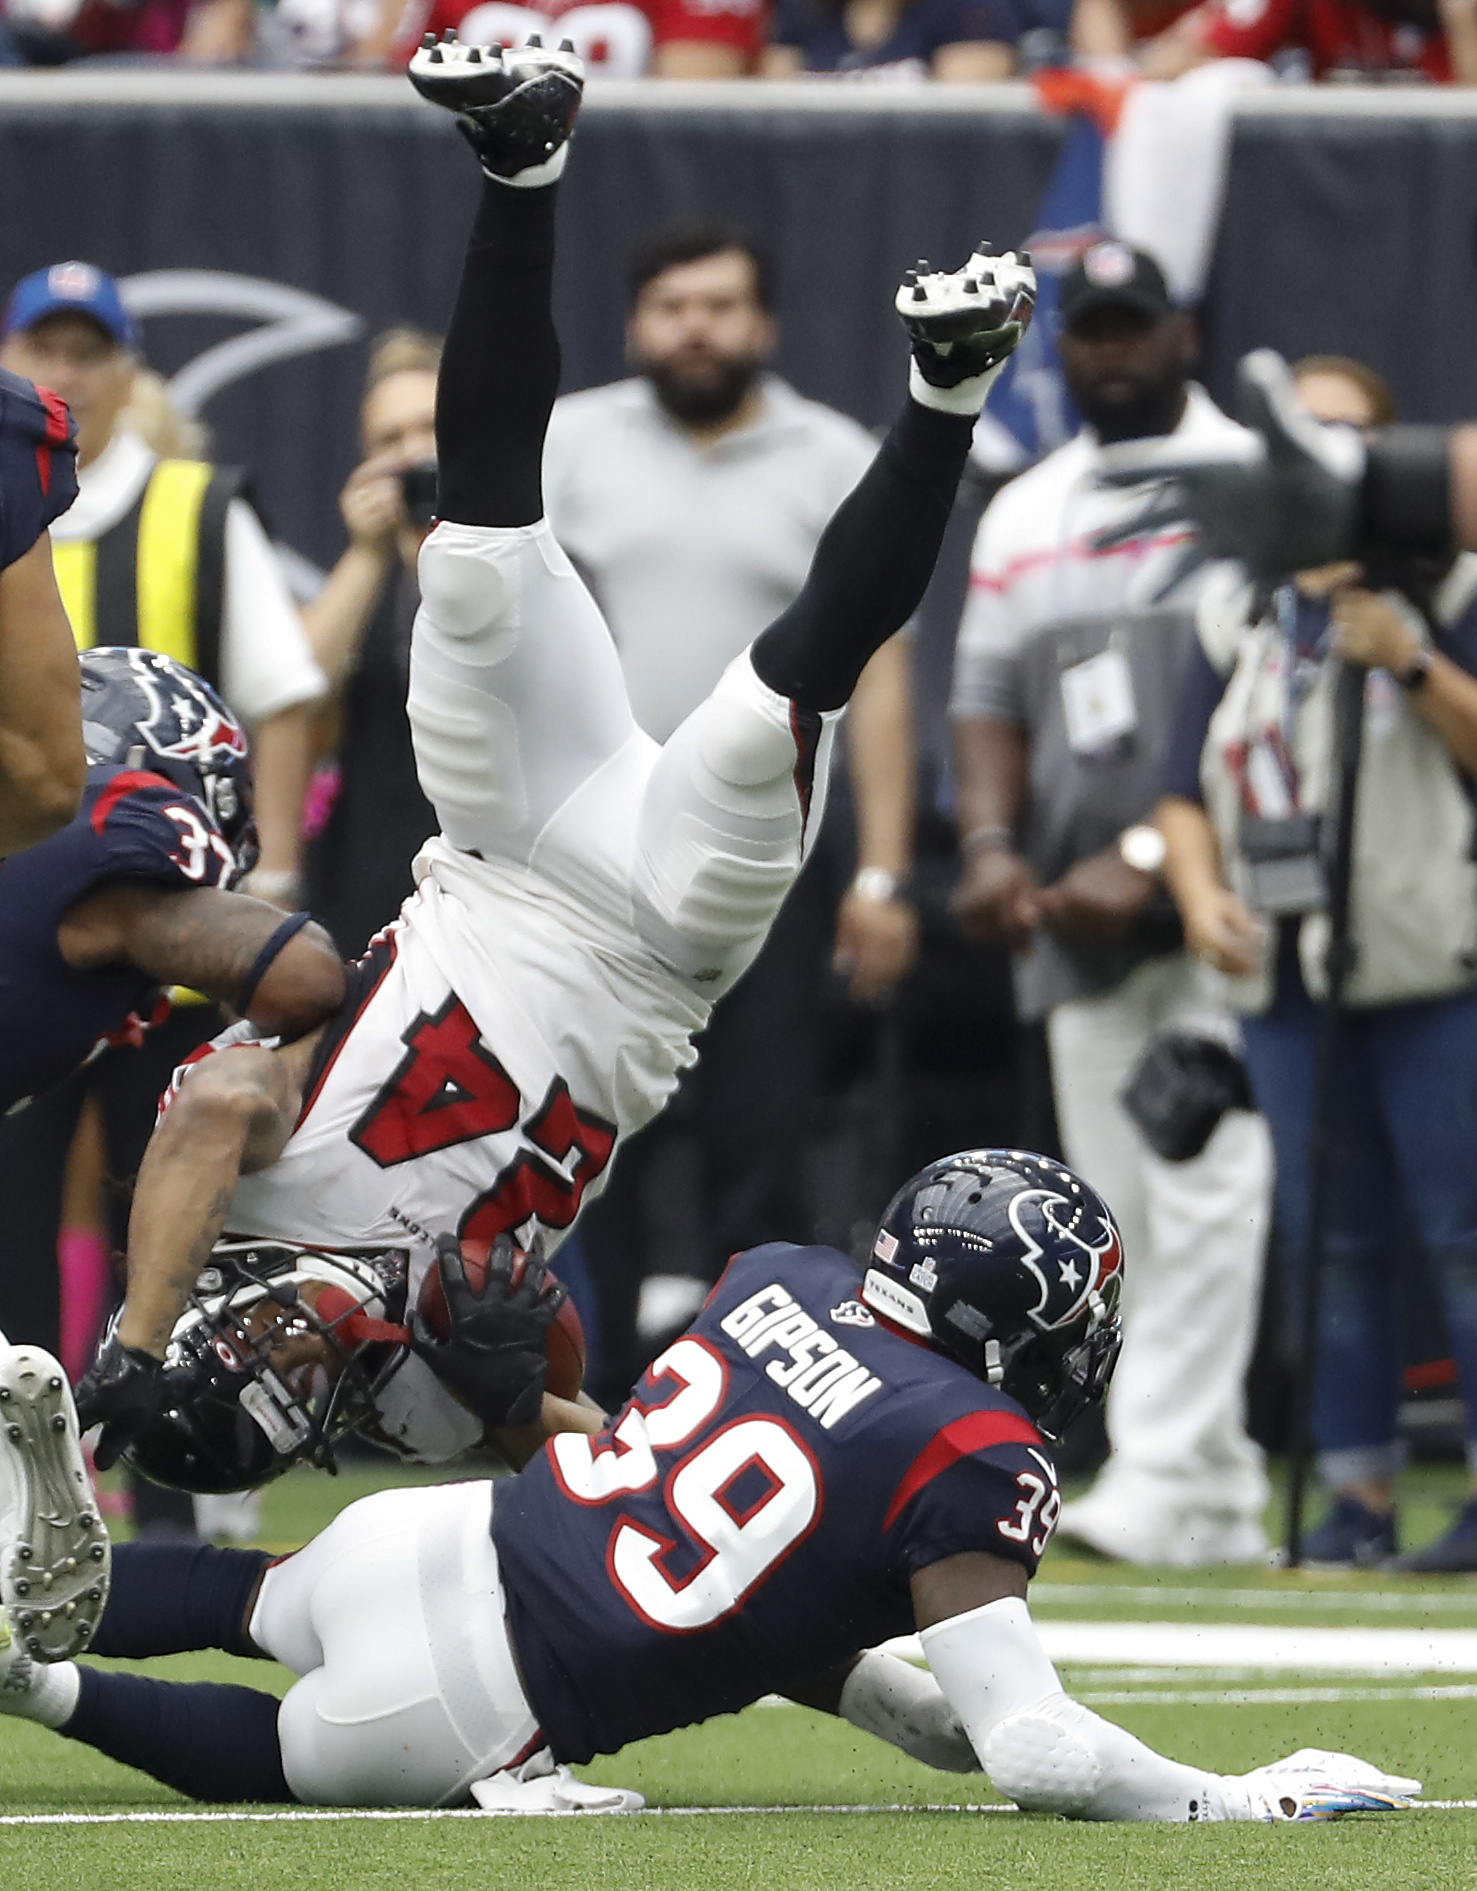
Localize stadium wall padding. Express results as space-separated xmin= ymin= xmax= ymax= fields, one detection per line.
xmin=1 ymin=82 xmax=1474 ymax=570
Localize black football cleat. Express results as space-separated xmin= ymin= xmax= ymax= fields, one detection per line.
xmin=0 ymin=1346 xmax=110 ymax=1663
xmin=408 ymin=34 xmax=584 ymax=182
xmin=895 ymin=246 xmax=1036 ymax=389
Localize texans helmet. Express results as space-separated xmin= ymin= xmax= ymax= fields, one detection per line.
xmin=120 ymin=1241 xmax=412 ymax=1494
xmin=78 ymin=646 xmax=258 ymax=879
xmin=862 ymin=1149 xmax=1124 ymax=1439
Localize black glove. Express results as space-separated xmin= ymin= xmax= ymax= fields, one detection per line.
xmin=412 ymin=1233 xmax=567 ymax=1431
xmin=73 ymin=1335 xmax=169 ymax=1470
xmin=1093 ymin=350 xmax=1365 ymax=594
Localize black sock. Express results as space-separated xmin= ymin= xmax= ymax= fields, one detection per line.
xmin=436 ymin=179 xmax=559 ymax=528
xmin=88 ymin=1542 xmax=271 ymax=1660
xmin=751 ymin=400 xmax=975 ymax=712
xmin=64 ymin=1669 xmax=293 ymax=1803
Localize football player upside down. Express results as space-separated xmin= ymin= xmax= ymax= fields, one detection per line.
xmin=72 ymin=35 xmax=1039 ymax=1470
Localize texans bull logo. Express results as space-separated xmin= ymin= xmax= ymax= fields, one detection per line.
xmin=1008 ymin=1188 xmax=1123 ymax=1334
xmin=126 ymin=649 xmax=249 ymax=764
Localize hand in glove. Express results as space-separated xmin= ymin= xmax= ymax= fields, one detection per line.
xmin=412 ymin=1232 xmax=566 ymax=1431
xmin=73 ymin=1334 xmax=168 ymax=1470
xmin=1217 ymin=1748 xmax=1421 ymax=1822
xmin=1093 ymin=349 xmax=1365 ymax=594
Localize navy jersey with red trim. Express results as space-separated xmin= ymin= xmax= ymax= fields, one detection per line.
xmin=0 ymin=763 xmax=235 ymax=1110
xmin=494 ymin=1242 xmax=1060 ymax=1766
xmin=0 ymin=368 xmax=78 ymax=570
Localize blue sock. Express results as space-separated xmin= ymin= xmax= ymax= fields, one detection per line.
xmin=88 ymin=1542 xmax=271 ymax=1660
xmin=64 ymin=1669 xmax=292 ymax=1802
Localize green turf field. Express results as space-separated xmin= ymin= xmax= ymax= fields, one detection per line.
xmin=3 ymin=1458 xmax=1476 ymax=1891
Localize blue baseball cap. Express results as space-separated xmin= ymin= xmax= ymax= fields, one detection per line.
xmin=2 ymin=262 xmax=138 ymax=349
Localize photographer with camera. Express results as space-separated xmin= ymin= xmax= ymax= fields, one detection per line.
xmin=303 ymin=328 xmax=442 ymax=958
xmin=1158 ymin=356 xmax=1477 ymax=1572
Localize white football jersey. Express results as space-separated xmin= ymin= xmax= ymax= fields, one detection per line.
xmin=223 ymin=835 xmax=710 ymax=1287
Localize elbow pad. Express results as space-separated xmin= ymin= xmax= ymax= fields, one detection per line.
xmin=838 ymin=1649 xmax=980 ymax=1773
xmin=921 ymin=1597 xmax=1223 ymax=1822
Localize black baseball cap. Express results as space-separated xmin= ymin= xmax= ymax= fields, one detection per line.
xmin=1059 ymin=241 xmax=1174 ymax=331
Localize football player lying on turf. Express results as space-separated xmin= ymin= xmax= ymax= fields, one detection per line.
xmin=71 ymin=40 xmax=1038 ymax=1464
xmin=0 ymin=1151 xmax=1418 ymax=1820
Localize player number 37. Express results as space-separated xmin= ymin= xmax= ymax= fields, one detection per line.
xmin=549 ymin=1338 xmax=821 ymax=1635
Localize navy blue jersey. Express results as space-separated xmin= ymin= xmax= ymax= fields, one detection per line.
xmin=494 ymin=1243 xmax=1060 ymax=1765
xmin=0 ymin=368 xmax=77 ymax=570
xmin=0 ymin=763 xmax=235 ymax=1111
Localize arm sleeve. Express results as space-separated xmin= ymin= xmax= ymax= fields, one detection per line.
xmin=949 ymin=508 xmax=1027 ymax=723
xmin=921 ymin=1598 xmax=1231 ymax=1821
xmin=1158 ymin=639 xmax=1228 ymax=804
xmin=218 ymin=500 xmax=328 ymax=723
xmin=1200 ymin=0 xmax=1297 ymax=60
xmin=0 ymin=370 xmax=79 ymax=571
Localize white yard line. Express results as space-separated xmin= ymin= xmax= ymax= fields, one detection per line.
xmin=0 ymin=1802 xmax=1472 ymax=1826
xmin=879 ymin=1623 xmax=1477 ymax=1673
xmin=1032 ymin=1585 xmax=1477 ymax=1615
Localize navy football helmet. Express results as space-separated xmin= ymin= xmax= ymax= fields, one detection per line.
xmin=119 ymin=1241 xmax=411 ymax=1494
xmin=78 ymin=646 xmax=257 ymax=879
xmin=862 ymin=1149 xmax=1124 ymax=1439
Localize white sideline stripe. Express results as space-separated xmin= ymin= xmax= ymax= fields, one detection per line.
xmin=1031 ymin=1585 xmax=1477 ymax=1616
xmin=0 ymin=1803 xmax=1472 ymax=1826
xmin=880 ymin=1624 xmax=1477 ymax=1673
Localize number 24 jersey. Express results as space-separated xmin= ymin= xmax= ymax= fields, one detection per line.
xmin=494 ymin=1242 xmax=1061 ymax=1766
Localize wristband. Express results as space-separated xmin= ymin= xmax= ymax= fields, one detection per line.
xmin=961 ymin=825 xmax=1013 ymax=855
xmin=1361 ymin=427 xmax=1453 ymax=558
xmin=237 ymin=910 xmax=314 ymax=1016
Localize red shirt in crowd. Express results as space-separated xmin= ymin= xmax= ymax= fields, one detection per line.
xmin=1198 ymin=0 xmax=1452 ymax=79
xmin=396 ymin=0 xmax=766 ymax=71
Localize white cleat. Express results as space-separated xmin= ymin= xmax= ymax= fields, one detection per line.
xmin=895 ymin=246 xmax=1036 ymax=390
xmin=0 ymin=1347 xmax=109 ymax=1663
xmin=408 ymin=33 xmax=584 ymax=181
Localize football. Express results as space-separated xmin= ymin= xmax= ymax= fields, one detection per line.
xmin=416 ymin=1239 xmax=586 ymax=1402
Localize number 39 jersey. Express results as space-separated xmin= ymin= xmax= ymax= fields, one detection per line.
xmin=493 ymin=1243 xmax=1061 ymax=1766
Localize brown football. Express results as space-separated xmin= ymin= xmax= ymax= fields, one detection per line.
xmin=417 ymin=1239 xmax=586 ymax=1402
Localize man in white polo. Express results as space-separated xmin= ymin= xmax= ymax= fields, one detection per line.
xmin=543 ymin=221 xmax=918 ymax=1403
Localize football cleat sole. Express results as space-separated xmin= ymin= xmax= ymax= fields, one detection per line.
xmin=0 ymin=1348 xmax=109 ymax=1663
xmin=408 ymin=34 xmax=584 ymax=179
xmin=895 ymin=248 xmax=1036 ymax=387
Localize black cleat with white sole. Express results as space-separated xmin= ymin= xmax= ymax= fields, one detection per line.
xmin=0 ymin=1347 xmax=109 ymax=1663
xmin=895 ymin=246 xmax=1036 ymax=388
xmin=408 ymin=33 xmax=584 ymax=180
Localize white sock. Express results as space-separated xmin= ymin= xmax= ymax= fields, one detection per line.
xmin=908 ymin=356 xmax=1008 ymax=417
xmin=484 ymin=145 xmax=569 ymax=189
xmin=2 ymin=1658 xmax=80 ymax=1729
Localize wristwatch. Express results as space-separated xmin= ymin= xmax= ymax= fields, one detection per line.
xmin=1118 ymin=824 xmax=1167 ymax=877
xmin=1395 ymin=647 xmax=1434 ymax=693
xmin=851 ymin=868 xmax=902 ymax=904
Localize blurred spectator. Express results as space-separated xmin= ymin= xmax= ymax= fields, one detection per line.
xmin=0 ymin=0 xmax=250 ymax=62
xmin=1141 ymin=0 xmax=1477 ymax=82
xmin=544 ymin=220 xmax=918 ymax=1402
xmin=0 ymin=264 xmax=323 ymax=906
xmin=759 ymin=0 xmax=1025 ymax=75
xmin=302 ymin=326 xmax=439 ymax=957
xmin=1158 ymin=356 xmax=1477 ymax=1572
xmin=1068 ymin=0 xmax=1196 ymax=61
xmin=0 ymin=260 xmax=324 ymax=1537
xmin=950 ymin=240 xmax=1272 ymax=1566
xmin=395 ymin=0 xmax=765 ymax=75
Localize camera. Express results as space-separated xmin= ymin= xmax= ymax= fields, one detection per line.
xmin=401 ymin=460 xmax=439 ymax=529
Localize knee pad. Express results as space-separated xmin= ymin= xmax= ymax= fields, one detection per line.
xmin=982 ymin=1696 xmax=1107 ymax=1815
xmin=692 ymin=653 xmax=818 ymax=790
